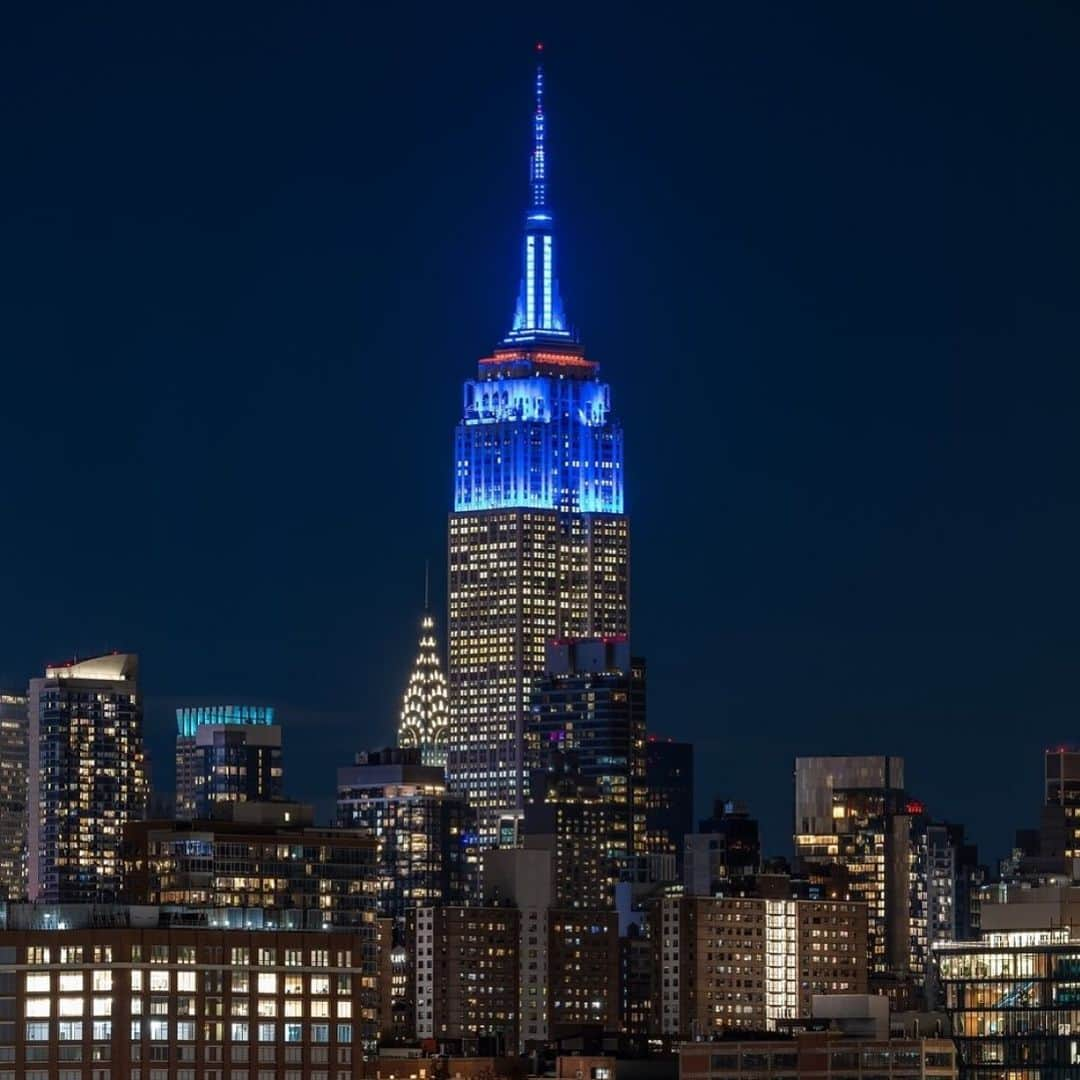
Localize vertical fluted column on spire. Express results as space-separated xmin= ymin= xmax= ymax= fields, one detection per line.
xmin=506 ymin=43 xmax=571 ymax=344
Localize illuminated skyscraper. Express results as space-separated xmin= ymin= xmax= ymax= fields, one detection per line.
xmin=174 ymin=704 xmax=283 ymax=819
xmin=0 ymin=692 xmax=28 ymax=899
xmin=447 ymin=46 xmax=630 ymax=843
xmin=27 ymin=653 xmax=148 ymax=903
xmin=397 ymin=597 xmax=450 ymax=769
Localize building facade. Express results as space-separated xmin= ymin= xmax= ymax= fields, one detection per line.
xmin=336 ymin=748 xmax=474 ymax=927
xmin=684 ymin=800 xmax=762 ymax=897
xmin=793 ymin=756 xmax=910 ymax=979
xmin=175 ymin=706 xmax=282 ymax=821
xmin=655 ymin=895 xmax=869 ymax=1039
xmin=0 ymin=693 xmax=27 ymax=900
xmin=122 ymin=808 xmax=377 ymax=928
xmin=933 ymin=883 xmax=1080 ymax=1077
xmin=27 ymin=654 xmax=148 ymax=904
xmin=0 ymin=907 xmax=376 ymax=1079
xmin=526 ymin=638 xmax=646 ymax=868
xmin=680 ymin=1033 xmax=957 ymax=1080
xmin=446 ymin=50 xmax=630 ymax=844
xmin=1040 ymin=746 xmax=1080 ymax=878
xmin=408 ymin=906 xmax=520 ymax=1054
xmin=643 ymin=738 xmax=695 ymax=879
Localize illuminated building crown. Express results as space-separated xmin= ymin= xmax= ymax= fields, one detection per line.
xmin=505 ymin=43 xmax=571 ymax=344
xmin=398 ymin=602 xmax=450 ymax=768
xmin=453 ymin=46 xmax=624 ymax=515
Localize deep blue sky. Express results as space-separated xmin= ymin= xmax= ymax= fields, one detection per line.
xmin=2 ymin=4 xmax=1078 ymax=862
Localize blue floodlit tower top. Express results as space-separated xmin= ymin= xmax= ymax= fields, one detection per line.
xmin=175 ymin=704 xmax=275 ymax=739
xmin=505 ymin=43 xmax=570 ymax=344
xmin=454 ymin=45 xmax=624 ymax=515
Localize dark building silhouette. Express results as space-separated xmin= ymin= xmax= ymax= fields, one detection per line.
xmin=684 ymin=798 xmax=761 ymax=895
xmin=643 ymin=737 xmax=694 ymax=880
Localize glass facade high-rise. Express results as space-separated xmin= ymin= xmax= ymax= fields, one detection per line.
xmin=447 ymin=48 xmax=630 ymax=843
xmin=336 ymin=747 xmax=475 ymax=928
xmin=526 ymin=637 xmax=646 ymax=868
xmin=27 ymin=653 xmax=148 ymax=903
xmin=0 ymin=691 xmax=28 ymax=899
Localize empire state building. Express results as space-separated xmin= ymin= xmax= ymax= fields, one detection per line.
xmin=447 ymin=47 xmax=630 ymax=844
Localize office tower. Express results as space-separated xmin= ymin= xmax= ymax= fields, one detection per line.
xmin=122 ymin=802 xmax=377 ymax=927
xmin=642 ymin=737 xmax=694 ymax=879
xmin=1040 ymin=746 xmax=1080 ymax=877
xmin=175 ymin=704 xmax=282 ymax=820
xmin=684 ymin=799 xmax=762 ymax=895
xmin=793 ymin=755 xmax=909 ymax=979
xmin=409 ymin=905 xmax=521 ymax=1053
xmin=523 ymin=756 xmax=618 ymax=909
xmin=0 ymin=691 xmax=27 ymax=899
xmin=474 ymin=847 xmax=620 ymax=1050
xmin=934 ymin=882 xmax=1080 ymax=1076
xmin=397 ymin=602 xmax=450 ymax=768
xmin=654 ymin=895 xmax=869 ymax=1038
xmin=447 ymin=48 xmax=629 ymax=844
xmin=527 ymin=637 xmax=646 ymax=866
xmin=0 ymin=906 xmax=377 ymax=1074
xmin=27 ymin=653 xmax=148 ymax=904
xmin=336 ymin=747 xmax=474 ymax=925
xmin=547 ymin=912 xmax=620 ymax=1040
xmin=908 ymin=818 xmax=983 ymax=985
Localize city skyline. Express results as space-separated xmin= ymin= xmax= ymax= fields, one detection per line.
xmin=2 ymin=7 xmax=1079 ymax=867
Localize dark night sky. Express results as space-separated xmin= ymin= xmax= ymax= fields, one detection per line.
xmin=2 ymin=4 xmax=1078 ymax=863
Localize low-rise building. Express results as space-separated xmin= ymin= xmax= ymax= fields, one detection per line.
xmin=0 ymin=902 xmax=377 ymax=1079
xmin=655 ymin=896 xmax=868 ymax=1039
xmin=679 ymin=1032 xmax=957 ymax=1079
xmin=933 ymin=883 xmax=1080 ymax=1075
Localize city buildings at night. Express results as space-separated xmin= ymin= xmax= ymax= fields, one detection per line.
xmin=122 ymin=802 xmax=377 ymax=928
xmin=642 ymin=737 xmax=695 ymax=880
xmin=655 ymin=895 xmax=869 ymax=1039
xmin=0 ymin=691 xmax=27 ymax=900
xmin=335 ymin=747 xmax=474 ymax=927
xmin=526 ymin=637 xmax=646 ymax=869
xmin=446 ymin=48 xmax=630 ymax=845
xmin=933 ymin=883 xmax=1080 ymax=1077
xmin=794 ymin=756 xmax=910 ymax=979
xmin=0 ymin=903 xmax=377 ymax=1078
xmin=27 ymin=653 xmax=148 ymax=904
xmin=397 ymin=604 xmax=450 ymax=769
xmin=684 ymin=799 xmax=762 ymax=897
xmin=174 ymin=705 xmax=282 ymax=820
xmin=408 ymin=905 xmax=521 ymax=1054
xmin=1038 ymin=746 xmax=1080 ymax=877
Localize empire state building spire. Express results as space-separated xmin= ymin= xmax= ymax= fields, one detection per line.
xmin=505 ymin=43 xmax=572 ymax=344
